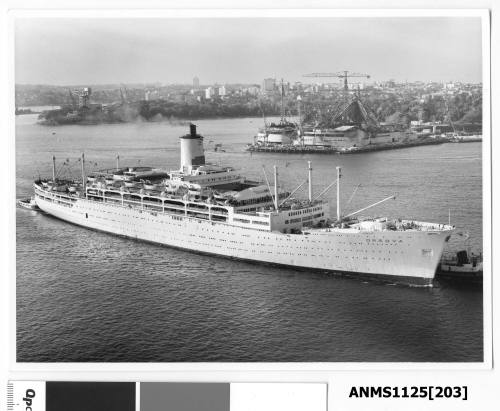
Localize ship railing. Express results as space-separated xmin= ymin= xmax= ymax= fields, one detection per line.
xmin=187 ymin=203 xmax=209 ymax=211
xmin=210 ymin=207 xmax=228 ymax=215
xmin=35 ymin=187 xmax=77 ymax=203
xmin=186 ymin=211 xmax=210 ymax=220
xmin=101 ymin=192 xmax=225 ymax=214
xmin=210 ymin=211 xmax=228 ymax=217
xmin=143 ymin=203 xmax=163 ymax=212
xmin=35 ymin=189 xmax=76 ymax=206
xmin=96 ymin=191 xmax=231 ymax=221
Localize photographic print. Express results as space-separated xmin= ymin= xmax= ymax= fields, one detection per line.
xmin=14 ymin=12 xmax=487 ymax=362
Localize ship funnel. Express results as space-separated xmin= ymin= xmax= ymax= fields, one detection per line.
xmin=180 ymin=124 xmax=206 ymax=173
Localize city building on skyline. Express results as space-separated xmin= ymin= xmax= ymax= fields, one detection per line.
xmin=262 ymin=78 xmax=275 ymax=94
xmin=205 ymin=86 xmax=214 ymax=99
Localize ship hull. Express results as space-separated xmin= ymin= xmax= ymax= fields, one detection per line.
xmin=35 ymin=195 xmax=451 ymax=285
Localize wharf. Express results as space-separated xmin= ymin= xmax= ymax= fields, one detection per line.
xmin=246 ymin=137 xmax=447 ymax=155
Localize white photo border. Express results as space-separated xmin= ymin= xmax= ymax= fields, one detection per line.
xmin=4 ymin=7 xmax=492 ymax=376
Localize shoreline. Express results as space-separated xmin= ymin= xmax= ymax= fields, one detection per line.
xmin=36 ymin=114 xmax=273 ymax=126
xmin=246 ymin=137 xmax=452 ymax=155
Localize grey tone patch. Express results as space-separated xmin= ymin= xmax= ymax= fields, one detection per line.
xmin=140 ymin=383 xmax=230 ymax=411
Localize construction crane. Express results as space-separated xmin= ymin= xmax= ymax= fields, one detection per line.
xmin=303 ymin=71 xmax=370 ymax=94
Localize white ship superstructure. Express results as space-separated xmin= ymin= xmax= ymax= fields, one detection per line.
xmin=254 ymin=79 xmax=298 ymax=145
xmin=33 ymin=124 xmax=454 ymax=285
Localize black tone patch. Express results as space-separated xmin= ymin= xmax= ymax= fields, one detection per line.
xmin=46 ymin=382 xmax=135 ymax=411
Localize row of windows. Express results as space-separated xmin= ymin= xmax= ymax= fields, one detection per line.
xmin=284 ymin=212 xmax=325 ymax=225
xmin=234 ymin=218 xmax=250 ymax=224
xmin=79 ymin=205 xmax=411 ymax=246
xmin=79 ymin=203 xmax=413 ymax=250
xmin=80 ymin=212 xmax=407 ymax=264
xmin=233 ymin=217 xmax=270 ymax=226
xmin=82 ymin=216 xmax=399 ymax=264
xmin=288 ymin=206 xmax=322 ymax=217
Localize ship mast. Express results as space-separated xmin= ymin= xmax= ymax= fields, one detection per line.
xmin=274 ymin=165 xmax=279 ymax=210
xmin=262 ymin=166 xmax=276 ymax=210
xmin=308 ymin=161 xmax=313 ymax=202
xmin=297 ymin=95 xmax=303 ymax=143
xmin=280 ymin=79 xmax=285 ymax=123
xmin=52 ymin=155 xmax=56 ymax=182
xmin=81 ymin=153 xmax=86 ymax=195
xmin=336 ymin=166 xmax=341 ymax=221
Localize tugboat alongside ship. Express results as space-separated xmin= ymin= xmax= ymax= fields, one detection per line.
xmin=21 ymin=124 xmax=458 ymax=286
xmin=437 ymin=250 xmax=483 ymax=282
xmin=436 ymin=230 xmax=483 ymax=283
xmin=17 ymin=196 xmax=39 ymax=210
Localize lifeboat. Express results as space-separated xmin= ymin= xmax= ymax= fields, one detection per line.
xmin=53 ymin=184 xmax=68 ymax=192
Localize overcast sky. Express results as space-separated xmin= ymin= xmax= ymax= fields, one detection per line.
xmin=15 ymin=17 xmax=483 ymax=85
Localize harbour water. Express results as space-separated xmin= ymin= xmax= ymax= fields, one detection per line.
xmin=16 ymin=115 xmax=484 ymax=362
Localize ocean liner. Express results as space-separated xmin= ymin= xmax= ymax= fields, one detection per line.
xmin=32 ymin=124 xmax=454 ymax=285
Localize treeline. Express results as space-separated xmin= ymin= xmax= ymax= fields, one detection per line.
xmin=136 ymin=100 xmax=279 ymax=120
xmin=363 ymin=93 xmax=482 ymax=124
xmin=38 ymin=100 xmax=282 ymax=125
